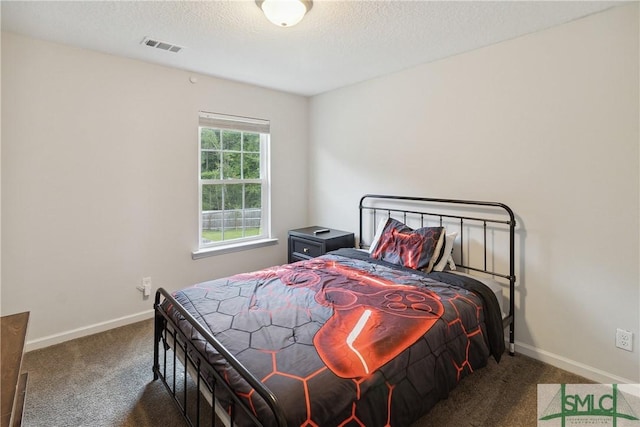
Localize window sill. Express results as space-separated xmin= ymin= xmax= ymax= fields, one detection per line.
xmin=192 ymin=238 xmax=279 ymax=260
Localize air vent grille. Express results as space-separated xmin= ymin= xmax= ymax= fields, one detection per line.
xmin=141 ymin=37 xmax=183 ymax=53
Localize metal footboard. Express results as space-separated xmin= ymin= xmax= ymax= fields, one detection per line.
xmin=153 ymin=288 xmax=287 ymax=427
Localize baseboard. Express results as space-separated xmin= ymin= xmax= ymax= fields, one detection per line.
xmin=24 ymin=309 xmax=155 ymax=352
xmin=514 ymin=340 xmax=636 ymax=384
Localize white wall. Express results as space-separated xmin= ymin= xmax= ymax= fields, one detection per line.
xmin=1 ymin=32 xmax=309 ymax=349
xmin=309 ymin=4 xmax=639 ymax=383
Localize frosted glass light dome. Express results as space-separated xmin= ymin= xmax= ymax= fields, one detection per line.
xmin=258 ymin=0 xmax=312 ymax=28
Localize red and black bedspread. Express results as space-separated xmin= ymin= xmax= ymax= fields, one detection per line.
xmin=167 ymin=248 xmax=504 ymax=426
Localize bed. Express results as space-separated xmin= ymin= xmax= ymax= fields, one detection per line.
xmin=153 ymin=194 xmax=516 ymax=427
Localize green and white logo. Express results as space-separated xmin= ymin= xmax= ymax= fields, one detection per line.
xmin=538 ymin=384 xmax=640 ymax=427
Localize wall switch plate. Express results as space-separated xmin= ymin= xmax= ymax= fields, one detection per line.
xmin=616 ymin=328 xmax=633 ymax=352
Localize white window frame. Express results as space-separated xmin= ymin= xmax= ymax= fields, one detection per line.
xmin=192 ymin=112 xmax=276 ymax=259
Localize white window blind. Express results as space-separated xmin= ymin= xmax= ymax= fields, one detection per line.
xmin=199 ymin=112 xmax=270 ymax=134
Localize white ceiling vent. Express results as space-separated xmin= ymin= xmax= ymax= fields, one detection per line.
xmin=141 ymin=37 xmax=183 ymax=53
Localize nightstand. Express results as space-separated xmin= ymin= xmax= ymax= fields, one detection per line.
xmin=288 ymin=227 xmax=355 ymax=263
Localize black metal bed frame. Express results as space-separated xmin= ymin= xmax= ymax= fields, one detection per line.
xmin=153 ymin=194 xmax=517 ymax=427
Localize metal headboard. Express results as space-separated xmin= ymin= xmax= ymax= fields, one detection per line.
xmin=359 ymin=194 xmax=516 ymax=355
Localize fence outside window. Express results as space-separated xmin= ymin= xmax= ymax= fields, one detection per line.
xmin=201 ymin=208 xmax=262 ymax=231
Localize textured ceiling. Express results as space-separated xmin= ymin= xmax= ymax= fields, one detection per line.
xmin=1 ymin=1 xmax=625 ymax=96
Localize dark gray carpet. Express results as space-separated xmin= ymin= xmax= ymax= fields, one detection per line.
xmin=22 ymin=320 xmax=589 ymax=427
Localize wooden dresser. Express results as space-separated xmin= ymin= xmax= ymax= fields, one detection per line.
xmin=1 ymin=312 xmax=29 ymax=427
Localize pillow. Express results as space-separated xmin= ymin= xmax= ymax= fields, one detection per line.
xmin=428 ymin=230 xmax=448 ymax=270
xmin=370 ymin=218 xmax=444 ymax=271
xmin=368 ymin=217 xmax=389 ymax=254
xmin=432 ymin=231 xmax=458 ymax=272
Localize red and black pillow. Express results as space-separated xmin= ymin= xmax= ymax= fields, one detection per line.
xmin=370 ymin=218 xmax=445 ymax=272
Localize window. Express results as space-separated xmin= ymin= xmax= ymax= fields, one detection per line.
xmin=197 ymin=112 xmax=272 ymax=254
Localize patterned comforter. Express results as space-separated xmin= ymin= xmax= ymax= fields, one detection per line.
xmin=167 ymin=248 xmax=504 ymax=426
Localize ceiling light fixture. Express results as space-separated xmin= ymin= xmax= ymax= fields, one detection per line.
xmin=256 ymin=0 xmax=313 ymax=28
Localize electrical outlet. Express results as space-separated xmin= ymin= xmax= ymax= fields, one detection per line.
xmin=137 ymin=277 xmax=152 ymax=298
xmin=142 ymin=277 xmax=151 ymax=297
xmin=616 ymin=328 xmax=633 ymax=352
